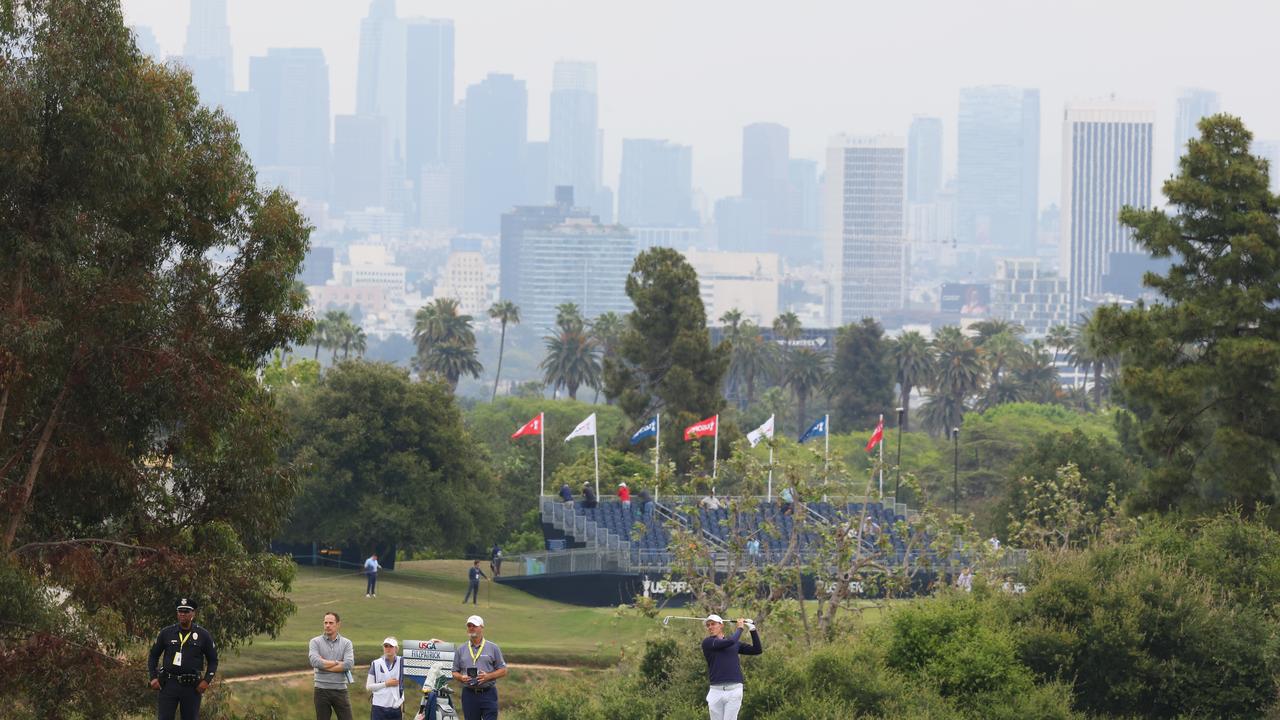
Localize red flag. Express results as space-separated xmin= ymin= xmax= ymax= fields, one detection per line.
xmin=684 ymin=415 xmax=718 ymax=441
xmin=512 ymin=413 xmax=543 ymax=439
xmin=865 ymin=416 xmax=884 ymax=452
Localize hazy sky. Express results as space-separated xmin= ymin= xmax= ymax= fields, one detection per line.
xmin=122 ymin=0 xmax=1280 ymax=208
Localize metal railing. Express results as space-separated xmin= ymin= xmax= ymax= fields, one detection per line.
xmin=541 ymin=498 xmax=633 ymax=553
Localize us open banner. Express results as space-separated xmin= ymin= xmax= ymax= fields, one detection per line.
xmin=401 ymin=639 xmax=456 ymax=691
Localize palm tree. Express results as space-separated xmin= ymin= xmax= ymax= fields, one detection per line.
xmin=309 ymin=314 xmax=332 ymax=360
xmin=488 ymin=301 xmax=521 ymax=401
xmin=1046 ymin=323 xmax=1074 ymax=366
xmin=422 ymin=341 xmax=484 ymax=390
xmin=719 ymin=308 xmax=743 ymax=334
xmin=338 ymin=321 xmax=367 ymax=359
xmin=970 ymin=319 xmax=1025 ymax=346
xmin=541 ymin=327 xmax=601 ymax=400
xmin=555 ymin=302 xmax=584 ymax=333
xmin=1011 ymin=340 xmax=1058 ymax=404
xmin=1067 ymin=313 xmax=1113 ymax=408
xmin=922 ymin=327 xmax=984 ymax=436
xmin=729 ymin=322 xmax=775 ymax=410
xmin=589 ymin=312 xmax=626 ymax=403
xmin=772 ymin=311 xmax=802 ymax=348
xmin=349 ymin=326 xmax=367 ymax=359
xmin=888 ymin=331 xmax=934 ymax=432
xmin=322 ymin=310 xmax=355 ymax=362
xmin=414 ymin=298 xmax=480 ymax=391
xmin=980 ymin=330 xmax=1026 ymax=386
xmin=782 ymin=347 xmax=829 ymax=436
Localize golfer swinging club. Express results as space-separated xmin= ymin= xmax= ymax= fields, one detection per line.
xmin=701 ymin=614 xmax=762 ymax=720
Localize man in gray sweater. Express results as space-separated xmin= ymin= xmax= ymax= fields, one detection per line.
xmin=309 ymin=611 xmax=355 ymax=720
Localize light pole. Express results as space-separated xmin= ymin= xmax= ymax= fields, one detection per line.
xmin=952 ymin=426 xmax=960 ymax=515
xmin=894 ymin=407 xmax=905 ymax=505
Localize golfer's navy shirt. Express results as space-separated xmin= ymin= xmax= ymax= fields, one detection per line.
xmin=701 ymin=628 xmax=762 ymax=685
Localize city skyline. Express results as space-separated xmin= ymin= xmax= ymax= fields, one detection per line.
xmin=121 ymin=0 xmax=1280 ymax=206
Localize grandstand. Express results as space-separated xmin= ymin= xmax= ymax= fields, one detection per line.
xmin=494 ymin=495 xmax=1004 ymax=606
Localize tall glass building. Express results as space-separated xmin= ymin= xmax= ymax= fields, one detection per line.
xmin=183 ymin=0 xmax=233 ymax=107
xmin=957 ymin=86 xmax=1040 ymax=254
xmin=1172 ymin=88 xmax=1219 ymax=169
xmin=462 ymin=73 xmax=527 ymax=234
xmin=549 ymin=61 xmax=600 ymax=214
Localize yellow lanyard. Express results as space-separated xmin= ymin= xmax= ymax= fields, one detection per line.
xmin=468 ymin=640 xmax=486 ymax=666
xmin=178 ymin=631 xmax=192 ymax=650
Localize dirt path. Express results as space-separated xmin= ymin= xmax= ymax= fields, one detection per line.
xmin=225 ymin=663 xmax=574 ymax=684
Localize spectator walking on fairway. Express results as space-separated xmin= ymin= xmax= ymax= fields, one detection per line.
xmin=701 ymin=614 xmax=762 ymax=720
xmin=365 ymin=553 xmax=383 ymax=597
xmin=463 ymin=560 xmax=487 ymax=605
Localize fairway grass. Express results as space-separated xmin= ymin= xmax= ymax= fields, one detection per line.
xmin=222 ymin=561 xmax=649 ymax=678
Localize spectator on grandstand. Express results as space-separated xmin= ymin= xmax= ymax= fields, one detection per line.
xmin=779 ymin=487 xmax=794 ymax=516
xmin=637 ymin=488 xmax=653 ymax=514
xmin=699 ymin=490 xmax=721 ymax=511
xmin=745 ymin=537 xmax=760 ymax=564
xmin=988 ymin=535 xmax=1001 ymax=551
xmin=618 ymin=482 xmax=631 ymax=509
xmin=956 ymin=566 xmax=973 ymax=592
xmin=558 ymin=483 xmax=573 ymax=505
xmin=581 ymin=482 xmax=598 ymax=509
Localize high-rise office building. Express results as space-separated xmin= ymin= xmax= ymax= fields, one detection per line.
xmin=500 ymin=187 xmax=594 ymax=308
xmin=404 ymin=18 xmax=454 ymax=204
xmin=618 ymin=139 xmax=696 ymax=227
xmin=742 ymin=122 xmax=791 ymax=234
xmin=519 ymin=221 xmax=638 ymax=329
xmin=183 ymin=0 xmax=233 ymax=107
xmin=549 ymin=61 xmax=600 ymax=212
xmin=822 ymin=135 xmax=907 ymax=325
xmin=1172 ymin=88 xmax=1220 ymax=169
xmin=463 ymin=74 xmax=527 ymax=233
xmin=787 ymin=159 xmax=820 ymax=232
xmin=1061 ymin=101 xmax=1155 ymax=313
xmin=356 ymin=0 xmax=406 ymax=159
xmin=131 ymin=25 xmax=161 ymax=59
xmin=524 ymin=141 xmax=550 ymax=205
xmin=907 ymin=116 xmax=943 ymax=204
xmin=332 ymin=115 xmax=385 ymax=215
xmin=249 ymin=48 xmax=331 ymax=202
xmin=957 ymin=86 xmax=1040 ymax=253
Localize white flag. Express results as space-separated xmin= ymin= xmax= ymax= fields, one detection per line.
xmin=747 ymin=414 xmax=775 ymax=448
xmin=564 ymin=413 xmax=597 ymax=442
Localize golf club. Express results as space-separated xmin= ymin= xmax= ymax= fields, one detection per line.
xmin=660 ymin=616 xmax=755 ymax=627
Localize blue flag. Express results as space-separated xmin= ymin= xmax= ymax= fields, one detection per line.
xmin=799 ymin=416 xmax=827 ymax=444
xmin=630 ymin=416 xmax=659 ymax=444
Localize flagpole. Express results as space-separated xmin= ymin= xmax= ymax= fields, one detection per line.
xmin=768 ymin=443 xmax=774 ymax=501
xmin=593 ymin=427 xmax=600 ymax=499
xmin=654 ymin=414 xmax=661 ymax=499
xmin=540 ymin=412 xmax=545 ymax=499
xmin=712 ymin=414 xmax=719 ymax=479
xmin=878 ymin=413 xmax=884 ymax=497
xmin=824 ymin=413 xmax=830 ymax=486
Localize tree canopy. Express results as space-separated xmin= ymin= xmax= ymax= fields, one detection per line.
xmin=0 ymin=2 xmax=308 ymax=715
xmin=1096 ymin=115 xmax=1280 ymax=517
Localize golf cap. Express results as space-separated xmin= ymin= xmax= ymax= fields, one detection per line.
xmin=705 ymin=614 xmax=725 ymax=624
xmin=176 ymin=598 xmax=196 ymax=611
xmin=466 ymin=615 xmax=485 ymax=627
xmin=619 ymin=482 xmax=627 ymax=487
xmin=382 ymin=637 xmax=399 ymax=648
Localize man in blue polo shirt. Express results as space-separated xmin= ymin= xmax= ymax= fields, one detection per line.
xmin=700 ymin=614 xmax=762 ymax=720
xmin=451 ymin=615 xmax=507 ymax=720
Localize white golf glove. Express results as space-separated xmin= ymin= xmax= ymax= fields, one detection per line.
xmin=745 ymin=619 xmax=756 ymax=632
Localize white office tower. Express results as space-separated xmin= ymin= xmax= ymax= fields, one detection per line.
xmin=822 ymin=135 xmax=907 ymax=326
xmin=355 ymin=0 xmax=407 ymax=161
xmin=1060 ymin=101 xmax=1155 ymax=314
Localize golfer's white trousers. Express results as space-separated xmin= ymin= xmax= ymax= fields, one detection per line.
xmin=707 ymin=683 xmax=743 ymax=720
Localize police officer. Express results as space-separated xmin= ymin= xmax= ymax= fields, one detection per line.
xmin=148 ymin=597 xmax=219 ymax=720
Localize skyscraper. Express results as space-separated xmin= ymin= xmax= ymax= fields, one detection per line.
xmin=907 ymin=116 xmax=943 ymax=204
xmin=957 ymin=86 xmax=1040 ymax=253
xmin=463 ymin=73 xmax=527 ymax=233
xmin=183 ymin=0 xmax=233 ymax=107
xmin=404 ymin=19 xmax=454 ymax=197
xmin=131 ymin=25 xmax=161 ymax=59
xmin=1256 ymin=140 xmax=1280 ymax=193
xmin=1061 ymin=101 xmax=1155 ymax=313
xmin=618 ymin=139 xmax=696 ymax=227
xmin=549 ymin=61 xmax=599 ymax=212
xmin=249 ymin=48 xmax=331 ymax=202
xmin=332 ymin=115 xmax=385 ymax=215
xmin=823 ymin=135 xmax=907 ymax=325
xmin=741 ymin=122 xmax=791 ymax=234
xmin=355 ymin=0 xmax=406 ymax=159
xmin=1172 ymin=88 xmax=1219 ymax=168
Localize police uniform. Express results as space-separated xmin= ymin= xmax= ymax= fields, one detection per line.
xmin=148 ymin=598 xmax=218 ymax=720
